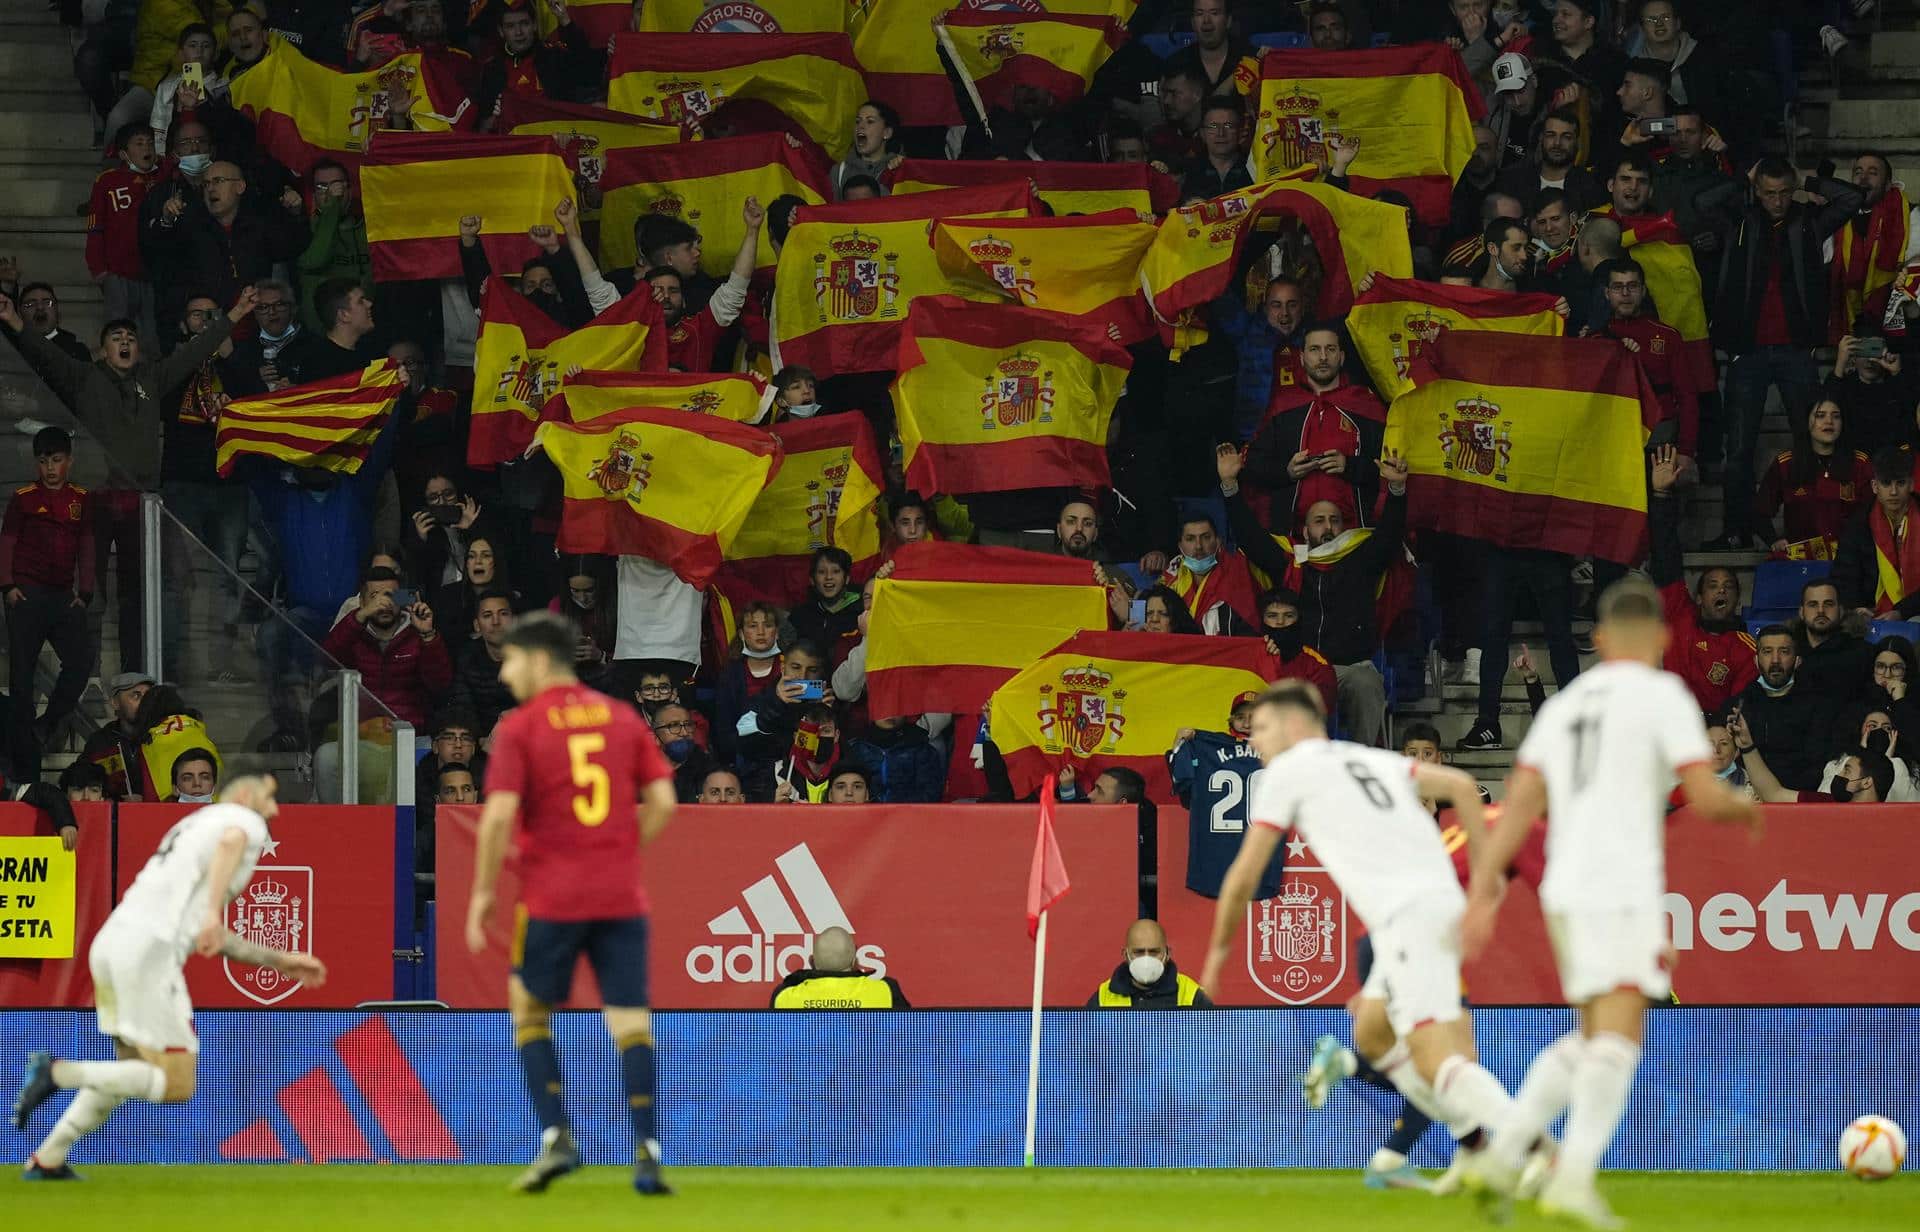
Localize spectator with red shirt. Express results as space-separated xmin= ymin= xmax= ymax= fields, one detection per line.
xmin=475 ymin=0 xmax=597 ymax=119
xmin=87 ymin=122 xmax=162 ymax=341
xmin=1 ymin=428 xmax=96 ymax=783
xmin=1649 ymin=445 xmax=1757 ymax=714
xmin=319 ymin=568 xmax=454 ymax=729
xmin=1755 ymin=400 xmax=1874 ymax=557
xmin=1243 ymin=323 xmax=1387 ymax=534
xmin=1595 ymin=256 xmax=1701 ymax=457
xmin=650 ymin=196 xmax=762 ymax=371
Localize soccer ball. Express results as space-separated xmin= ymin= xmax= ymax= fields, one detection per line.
xmin=1839 ymin=1115 xmax=1907 ymax=1180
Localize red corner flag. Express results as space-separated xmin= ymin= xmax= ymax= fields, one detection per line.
xmin=1026 ymin=777 xmax=1071 ymax=938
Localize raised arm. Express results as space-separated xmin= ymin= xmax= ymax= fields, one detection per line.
xmin=706 ymin=196 xmax=764 ymax=330
xmin=1217 ymin=444 xmax=1297 ymax=578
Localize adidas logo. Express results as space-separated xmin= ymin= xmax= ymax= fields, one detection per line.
xmin=685 ymin=842 xmax=888 ymax=983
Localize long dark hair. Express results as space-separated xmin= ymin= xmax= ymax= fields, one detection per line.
xmin=133 ymin=684 xmax=202 ymax=741
xmin=1141 ymin=584 xmax=1205 ymax=636
xmin=556 ymin=553 xmax=617 ymax=650
xmin=1789 ymin=397 xmax=1847 ymax=487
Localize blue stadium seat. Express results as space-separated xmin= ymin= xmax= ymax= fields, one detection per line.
xmin=1871 ymin=620 xmax=1920 ymax=645
xmin=1748 ymin=559 xmax=1831 ymax=616
xmin=1746 ymin=617 xmax=1787 ymax=640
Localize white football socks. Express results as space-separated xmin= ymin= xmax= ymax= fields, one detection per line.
xmin=1434 ymin=1054 xmax=1515 ymax=1136
xmin=1556 ymin=1031 xmax=1642 ymax=1190
xmin=33 ymin=1088 xmax=126 ymax=1169
xmin=1492 ymin=1030 xmax=1585 ymax=1167
xmin=51 ymin=1058 xmax=168 ymax=1102
xmin=1372 ymin=1041 xmax=1457 ymax=1128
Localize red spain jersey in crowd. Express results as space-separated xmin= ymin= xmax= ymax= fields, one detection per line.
xmin=85 ymin=160 xmax=161 ymax=280
xmin=1441 ymin=805 xmax=1547 ymax=891
xmin=486 ymin=684 xmax=674 ymax=920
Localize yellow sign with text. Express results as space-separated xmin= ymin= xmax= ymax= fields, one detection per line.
xmin=0 ymin=837 xmax=75 ymax=958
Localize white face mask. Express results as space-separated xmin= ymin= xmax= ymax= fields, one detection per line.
xmin=177 ymin=793 xmax=214 ymax=804
xmin=1128 ymin=954 xmax=1166 ymax=986
xmin=783 ymin=402 xmax=823 ymax=419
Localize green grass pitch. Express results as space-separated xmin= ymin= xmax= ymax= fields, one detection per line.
xmin=8 ymin=1167 xmax=1916 ymax=1231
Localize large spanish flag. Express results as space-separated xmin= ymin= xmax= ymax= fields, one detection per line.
xmin=865 ymin=541 xmax=1109 ymax=721
xmin=931 ymin=209 xmax=1156 ymax=338
xmin=533 ymin=0 xmax=633 ymax=46
xmin=853 ymin=0 xmax=1136 ymax=127
xmin=773 ymin=182 xmax=1033 ymax=374
xmin=599 ymin=131 xmax=832 ymax=275
xmin=988 ymin=630 xmax=1277 ymax=800
xmin=635 ymin=0 xmax=847 ymax=33
xmin=934 ymin=9 xmax=1124 ymax=118
xmin=1385 ymin=332 xmax=1661 ymax=564
xmin=1349 ymin=275 xmax=1566 ymax=400
xmin=1250 ymin=43 xmax=1483 ymax=228
xmin=215 ymin=361 xmax=403 ymax=477
xmin=360 ymin=132 xmax=574 ymax=282
xmin=470 ymin=278 xmax=668 ymax=468
xmin=712 ymin=413 xmax=886 ymax=607
xmin=606 ymin=33 xmax=864 ymax=157
xmin=535 ymin=407 xmax=783 ymax=588
xmin=891 ymin=297 xmax=1131 ymax=495
xmin=226 ymin=37 xmax=475 ymax=175
xmin=1141 ymin=175 xmax=1413 ymax=323
xmin=884 ymin=158 xmax=1180 ymax=217
xmin=543 ymin=369 xmax=774 ymax=425
xmin=499 ymin=94 xmax=689 ymax=175
xmin=1610 ymin=210 xmax=1716 ymax=391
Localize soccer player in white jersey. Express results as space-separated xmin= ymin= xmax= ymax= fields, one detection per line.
xmin=10 ymin=776 xmax=327 ymax=1178
xmin=1199 ymin=680 xmax=1515 ymax=1159
xmin=1463 ymin=578 xmax=1758 ymax=1229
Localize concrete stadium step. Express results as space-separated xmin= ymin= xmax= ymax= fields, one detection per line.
xmin=1825 ymin=97 xmax=1920 ymax=141
xmin=0 ymin=108 xmax=95 ymax=153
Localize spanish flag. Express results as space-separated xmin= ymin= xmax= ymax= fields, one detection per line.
xmin=865 ymin=541 xmax=1109 ymax=721
xmin=599 ymin=131 xmax=832 ymax=275
xmin=712 ymin=413 xmax=887 ymax=607
xmin=470 ymin=277 xmax=668 ymax=468
xmin=1609 ymin=211 xmax=1716 ymax=391
xmin=543 ymin=369 xmax=774 ymax=425
xmin=934 ymin=9 xmax=1124 ymax=118
xmin=1349 ymin=275 xmax=1566 ymax=400
xmin=227 ymin=36 xmax=474 ymax=175
xmin=773 ymin=182 xmax=1033 ymax=375
xmin=884 ymin=158 xmax=1180 ymax=217
xmin=1250 ymin=43 xmax=1483 ymax=228
xmin=931 ymin=210 xmax=1157 ymax=338
xmin=499 ymin=93 xmax=689 ymax=176
xmin=1141 ymin=175 xmax=1412 ymax=324
xmin=853 ymin=0 xmax=1137 ymax=127
xmin=634 ymin=0 xmax=849 ymax=34
xmin=533 ymin=0 xmax=632 ymax=46
xmin=1833 ymin=186 xmax=1912 ymax=340
xmin=138 ymin=714 xmax=222 ymax=803
xmin=215 ymin=361 xmax=403 ymax=477
xmin=891 ymin=297 xmax=1131 ymax=495
xmin=606 ymin=33 xmax=864 ymax=157
xmin=535 ymin=407 xmax=783 ymax=588
xmin=361 ymin=132 xmax=574 ymax=282
xmin=1385 ymin=332 xmax=1661 ymax=565
xmin=988 ymin=631 xmax=1277 ymax=801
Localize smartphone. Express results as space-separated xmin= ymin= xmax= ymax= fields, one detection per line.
xmin=1639 ymin=117 xmax=1677 ymax=137
xmin=181 ymin=61 xmax=204 ymax=91
xmin=428 ymin=503 xmax=461 ymax=526
xmin=1856 ymin=337 xmax=1889 ymax=359
xmin=1129 ymin=599 xmax=1147 ymax=626
xmin=794 ymin=679 xmax=827 ymax=701
xmin=391 ymin=587 xmax=416 ymax=611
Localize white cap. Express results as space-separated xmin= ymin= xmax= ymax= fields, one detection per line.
xmin=1492 ymin=52 xmax=1534 ymax=94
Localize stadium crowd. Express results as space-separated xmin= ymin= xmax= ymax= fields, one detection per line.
xmin=0 ymin=0 xmax=1913 ymax=844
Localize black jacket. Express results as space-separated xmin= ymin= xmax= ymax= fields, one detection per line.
xmin=1226 ymin=483 xmax=1406 ymax=666
xmin=148 ymin=202 xmax=308 ymax=336
xmin=1831 ymin=506 xmax=1913 ymax=618
xmin=1735 ymin=678 xmax=1841 ymax=791
xmin=1704 ymin=177 xmax=1863 ymax=354
xmin=1795 ymin=627 xmax=1876 ymax=706
xmin=446 ymin=641 xmax=515 ymax=732
xmin=1825 ymin=370 xmax=1920 ymax=463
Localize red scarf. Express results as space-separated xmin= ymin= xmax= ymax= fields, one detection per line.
xmin=1870 ymin=499 xmax=1920 ymax=615
xmin=1832 ymin=188 xmax=1911 ymax=341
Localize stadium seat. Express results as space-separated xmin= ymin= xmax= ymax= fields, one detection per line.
xmin=1748 ymin=560 xmax=1831 ymax=616
xmin=1871 ymin=620 xmax=1920 ymax=645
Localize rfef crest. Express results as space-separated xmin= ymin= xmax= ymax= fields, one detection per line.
xmin=224 ymin=865 xmax=312 ymax=1006
xmin=1246 ymin=860 xmax=1346 ymax=1005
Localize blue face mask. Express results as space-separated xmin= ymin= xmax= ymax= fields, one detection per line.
xmin=1182 ymin=554 xmax=1218 ymax=576
xmin=662 ymin=738 xmax=696 ymax=763
xmin=177 ymin=152 xmax=211 ymax=177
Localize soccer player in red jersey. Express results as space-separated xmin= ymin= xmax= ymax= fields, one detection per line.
xmin=465 ymin=612 xmax=678 ymax=1196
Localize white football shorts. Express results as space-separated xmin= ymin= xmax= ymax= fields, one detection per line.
xmin=89 ymin=921 xmax=198 ymax=1055
xmin=1546 ymin=906 xmax=1672 ymax=1005
xmin=1357 ymin=902 xmax=1468 ymax=1039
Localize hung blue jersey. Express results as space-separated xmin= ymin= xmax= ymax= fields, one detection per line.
xmin=1169 ymin=730 xmax=1286 ymax=899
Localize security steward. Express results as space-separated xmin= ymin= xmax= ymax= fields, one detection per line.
xmin=1088 ymin=918 xmax=1212 ymax=1008
xmin=770 ymin=926 xmax=910 ymax=1008
xmin=1 ymin=426 xmax=95 ymax=783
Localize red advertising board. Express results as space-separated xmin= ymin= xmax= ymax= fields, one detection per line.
xmin=115 ymin=804 xmax=396 ymax=1009
xmin=1158 ymin=804 xmax=1920 ymax=1006
xmin=436 ymin=803 xmax=1141 ymax=1008
xmin=0 ymin=802 xmax=112 ymax=1007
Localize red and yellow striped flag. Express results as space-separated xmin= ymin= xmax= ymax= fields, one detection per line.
xmin=599 ymin=131 xmax=832 ymax=274
xmin=542 ymin=369 xmax=774 ymax=425
xmin=215 ymin=361 xmax=403 ymax=477
xmin=891 ymin=297 xmax=1131 ymax=495
xmin=988 ymin=631 xmax=1278 ymax=800
xmin=713 ymin=413 xmax=887 ymax=607
xmin=1611 ymin=210 xmax=1716 ymax=391
xmin=499 ymin=93 xmax=689 ymax=175
xmin=931 ymin=209 xmax=1157 ymax=339
xmin=1385 ymin=332 xmax=1661 ymax=564
xmin=884 ymin=158 xmax=1179 ymax=217
xmin=865 ymin=541 xmax=1109 ymax=721
xmin=361 ymin=132 xmax=574 ymax=282
xmin=533 ymin=0 xmax=632 ymax=46
xmin=226 ymin=36 xmax=476 ymax=175
xmin=1142 ymin=174 xmax=1413 ymax=324
xmin=1250 ymin=43 xmax=1483 ymax=228
xmin=470 ymin=277 xmax=668 ymax=468
xmin=606 ymin=33 xmax=864 ymax=156
xmin=634 ymin=0 xmax=849 ymax=34
xmin=853 ymin=0 xmax=1136 ymax=126
xmin=1349 ymin=275 xmax=1566 ymax=399
xmin=773 ymin=182 xmax=1033 ymax=374
xmin=535 ymin=407 xmax=783 ymax=587
xmin=934 ymin=10 xmax=1124 ymax=117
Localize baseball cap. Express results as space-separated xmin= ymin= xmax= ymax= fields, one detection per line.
xmin=107 ymin=671 xmax=155 ymax=696
xmin=1231 ymin=689 xmax=1260 ymax=712
xmin=1492 ymin=53 xmax=1534 ymax=94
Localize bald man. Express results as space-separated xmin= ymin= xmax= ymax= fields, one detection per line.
xmin=770 ymin=926 xmax=909 ymax=1009
xmin=1088 ymin=919 xmax=1212 ymax=1008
